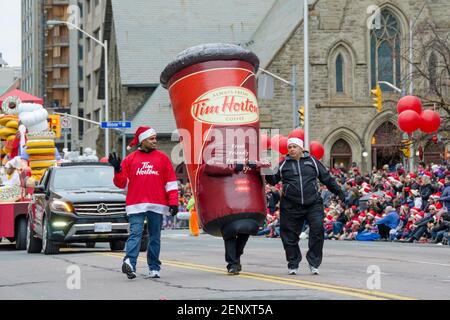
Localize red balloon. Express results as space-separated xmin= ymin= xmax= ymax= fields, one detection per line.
xmin=398 ymin=110 xmax=421 ymax=134
xmin=310 ymin=141 xmax=325 ymax=160
xmin=397 ymin=96 xmax=423 ymax=115
xmin=260 ymin=134 xmax=271 ymax=150
xmin=270 ymin=134 xmax=283 ymax=153
xmin=419 ymin=110 xmax=441 ymax=134
xmin=279 ymin=137 xmax=288 ymax=155
xmin=289 ymin=128 xmax=305 ymax=140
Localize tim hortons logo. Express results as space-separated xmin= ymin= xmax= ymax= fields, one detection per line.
xmin=191 ymin=87 xmax=260 ymax=125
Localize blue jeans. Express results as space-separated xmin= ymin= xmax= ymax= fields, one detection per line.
xmin=124 ymin=211 xmax=163 ymax=272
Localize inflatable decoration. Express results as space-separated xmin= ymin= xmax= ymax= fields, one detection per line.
xmin=310 ymin=141 xmax=325 ymax=160
xmin=398 ymin=110 xmax=421 ymax=134
xmin=161 ymin=43 xmax=268 ymax=237
xmin=18 ymin=103 xmax=56 ymax=181
xmin=397 ymin=96 xmax=422 ymax=115
xmin=288 ymin=128 xmax=305 ymax=140
xmin=419 ymin=110 xmax=441 ymax=134
xmin=0 ymin=96 xmax=21 ymax=157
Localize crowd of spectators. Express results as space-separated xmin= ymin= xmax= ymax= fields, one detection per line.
xmin=173 ymin=162 xmax=450 ymax=246
xmin=259 ymin=162 xmax=450 ymax=245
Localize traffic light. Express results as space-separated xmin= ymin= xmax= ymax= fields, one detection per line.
xmin=48 ymin=115 xmax=61 ymax=138
xmin=371 ymin=84 xmax=383 ymax=113
xmin=400 ymin=139 xmax=413 ymax=158
xmin=298 ymin=105 xmax=305 ymax=127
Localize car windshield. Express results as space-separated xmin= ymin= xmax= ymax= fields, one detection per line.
xmin=52 ymin=166 xmax=119 ymax=191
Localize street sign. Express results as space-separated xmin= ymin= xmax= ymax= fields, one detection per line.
xmin=101 ymin=121 xmax=131 ymax=129
xmin=61 ymin=115 xmax=72 ymax=129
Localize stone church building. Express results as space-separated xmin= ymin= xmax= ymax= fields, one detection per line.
xmin=256 ymin=0 xmax=449 ymax=173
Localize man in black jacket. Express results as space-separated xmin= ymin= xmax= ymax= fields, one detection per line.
xmin=265 ymin=138 xmax=345 ymax=275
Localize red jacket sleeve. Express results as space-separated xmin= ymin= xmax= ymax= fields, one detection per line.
xmin=113 ymin=156 xmax=129 ymax=189
xmin=164 ymin=156 xmax=178 ymax=206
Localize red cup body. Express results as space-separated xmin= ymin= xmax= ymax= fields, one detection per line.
xmin=166 ymin=60 xmax=266 ymax=236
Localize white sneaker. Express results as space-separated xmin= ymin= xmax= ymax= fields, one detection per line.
xmin=122 ymin=258 xmax=136 ymax=280
xmin=309 ymin=265 xmax=320 ymax=275
xmin=288 ymin=268 xmax=298 ymax=275
xmin=148 ymin=270 xmax=160 ymax=278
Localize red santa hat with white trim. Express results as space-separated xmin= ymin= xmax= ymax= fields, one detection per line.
xmin=127 ymin=126 xmax=157 ymax=150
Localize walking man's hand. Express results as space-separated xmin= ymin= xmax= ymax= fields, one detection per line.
xmin=108 ymin=153 xmax=122 ymax=173
xmin=169 ymin=205 xmax=179 ymax=217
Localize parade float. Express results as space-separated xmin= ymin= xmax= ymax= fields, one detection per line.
xmin=0 ymin=89 xmax=55 ymax=250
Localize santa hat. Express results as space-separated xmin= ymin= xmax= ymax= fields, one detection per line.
xmin=325 ymin=215 xmax=333 ymax=222
xmin=430 ymin=193 xmax=440 ymax=200
xmin=375 ymin=214 xmax=382 ymax=220
xmin=287 ymin=138 xmax=304 ymax=149
xmin=410 ymin=207 xmax=421 ymax=215
xmin=423 ymin=171 xmax=433 ymax=177
xmin=360 ymin=186 xmax=371 ymax=194
xmin=367 ymin=210 xmax=375 ymax=218
xmin=384 ymin=192 xmax=395 ymax=199
xmin=436 ymin=202 xmax=443 ymax=210
xmin=370 ymin=194 xmax=379 ymax=200
xmin=408 ymin=173 xmax=416 ymax=179
xmin=127 ymin=126 xmax=157 ymax=150
xmin=352 ymin=219 xmax=361 ymax=225
xmin=438 ymin=179 xmax=445 ymax=186
xmin=358 ymin=213 xmax=366 ymax=220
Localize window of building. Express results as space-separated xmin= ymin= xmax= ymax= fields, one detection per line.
xmin=328 ymin=43 xmax=354 ymax=100
xmin=370 ymin=9 xmax=402 ymax=91
xmin=94 ymin=28 xmax=101 ymax=45
xmin=94 ymin=109 xmax=100 ymax=122
xmin=336 ymin=54 xmax=344 ymax=93
xmin=79 ymin=87 xmax=84 ymax=103
xmin=87 ymin=74 xmax=91 ymax=91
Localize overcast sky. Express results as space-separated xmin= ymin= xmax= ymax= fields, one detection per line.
xmin=0 ymin=1 xmax=21 ymax=66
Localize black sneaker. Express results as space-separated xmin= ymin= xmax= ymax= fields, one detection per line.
xmin=227 ymin=265 xmax=240 ymax=275
xmin=122 ymin=258 xmax=137 ymax=280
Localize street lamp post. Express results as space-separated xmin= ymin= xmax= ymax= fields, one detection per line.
xmin=47 ymin=20 xmax=110 ymax=158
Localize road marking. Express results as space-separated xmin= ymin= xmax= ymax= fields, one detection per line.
xmin=99 ymin=252 xmax=416 ymax=300
xmin=410 ymin=261 xmax=450 ymax=267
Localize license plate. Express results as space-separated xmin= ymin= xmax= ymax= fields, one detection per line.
xmin=94 ymin=223 xmax=112 ymax=233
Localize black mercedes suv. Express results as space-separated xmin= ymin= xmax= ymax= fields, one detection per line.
xmin=26 ymin=162 xmax=147 ymax=255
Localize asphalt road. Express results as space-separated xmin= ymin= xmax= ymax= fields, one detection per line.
xmin=1 ymin=230 xmax=449 ymax=300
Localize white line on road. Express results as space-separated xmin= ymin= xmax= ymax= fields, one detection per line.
xmin=411 ymin=261 xmax=450 ymax=267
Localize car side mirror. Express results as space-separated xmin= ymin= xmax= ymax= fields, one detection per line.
xmin=34 ymin=185 xmax=45 ymax=194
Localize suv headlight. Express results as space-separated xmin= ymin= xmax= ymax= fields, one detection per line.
xmin=50 ymin=200 xmax=74 ymax=213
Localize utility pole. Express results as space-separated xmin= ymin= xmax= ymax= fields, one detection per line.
xmin=304 ymin=0 xmax=310 ymax=150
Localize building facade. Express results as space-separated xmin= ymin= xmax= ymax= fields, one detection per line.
xmin=257 ymin=0 xmax=449 ymax=173
xmin=21 ymin=0 xmax=44 ymax=98
xmin=79 ymin=0 xmax=107 ymax=152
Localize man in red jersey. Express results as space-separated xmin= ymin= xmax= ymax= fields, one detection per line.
xmin=109 ymin=126 xmax=178 ymax=280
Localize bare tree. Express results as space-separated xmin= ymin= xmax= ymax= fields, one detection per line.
xmin=401 ymin=21 xmax=450 ymax=148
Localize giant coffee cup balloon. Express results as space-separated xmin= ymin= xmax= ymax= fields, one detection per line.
xmin=161 ymin=43 xmax=267 ymax=237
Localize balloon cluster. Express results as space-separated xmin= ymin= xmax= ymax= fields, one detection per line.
xmin=397 ymin=96 xmax=441 ymax=134
xmin=261 ymin=128 xmax=325 ymax=160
